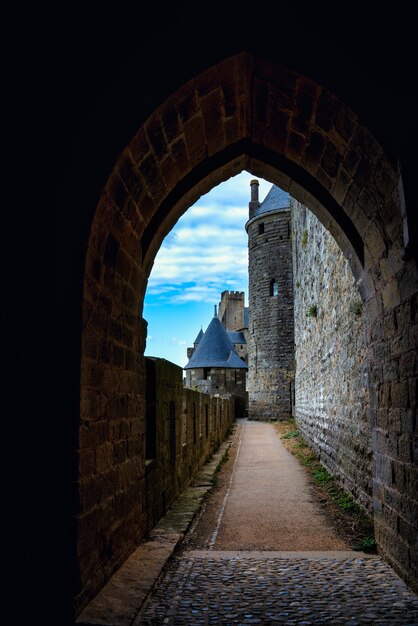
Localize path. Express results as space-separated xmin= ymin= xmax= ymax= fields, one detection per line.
xmin=77 ymin=419 xmax=418 ymax=625
xmin=136 ymin=419 xmax=418 ymax=625
xmin=204 ymin=418 xmax=348 ymax=551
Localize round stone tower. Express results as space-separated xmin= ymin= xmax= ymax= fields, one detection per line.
xmin=245 ymin=180 xmax=295 ymax=420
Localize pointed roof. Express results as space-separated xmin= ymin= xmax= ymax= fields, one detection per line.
xmin=194 ymin=328 xmax=204 ymax=345
xmin=252 ymin=184 xmax=290 ymax=219
xmin=184 ymin=315 xmax=248 ymax=370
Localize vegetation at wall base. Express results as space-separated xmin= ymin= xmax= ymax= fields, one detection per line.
xmin=275 ymin=418 xmax=376 ymax=553
xmin=211 ymin=447 xmax=230 ymax=488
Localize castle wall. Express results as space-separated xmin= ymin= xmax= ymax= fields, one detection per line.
xmin=231 ymin=340 xmax=247 ymax=363
xmin=185 ymin=366 xmax=247 ymax=405
xmin=144 ymin=357 xmax=235 ymax=531
xmin=292 ymin=201 xmax=372 ymax=511
xmin=76 ymin=355 xmax=235 ymax=612
xmin=218 ymin=290 xmax=245 ymax=331
xmin=247 ymin=209 xmax=295 ymax=419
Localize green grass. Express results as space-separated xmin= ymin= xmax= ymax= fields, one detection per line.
xmin=353 ymin=536 xmax=377 ymax=552
xmin=312 ymin=469 xmax=333 ymax=484
xmin=274 ymin=419 xmax=376 ymax=553
xmin=282 ymin=430 xmax=300 ymax=439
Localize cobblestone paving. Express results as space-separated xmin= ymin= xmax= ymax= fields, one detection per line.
xmin=136 ymin=551 xmax=418 ymax=625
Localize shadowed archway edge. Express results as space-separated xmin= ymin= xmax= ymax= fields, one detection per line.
xmin=140 ymin=139 xmax=364 ymax=268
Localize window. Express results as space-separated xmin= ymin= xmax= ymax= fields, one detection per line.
xmin=258 ymin=223 xmax=264 ymax=235
xmin=270 ymin=279 xmax=279 ymax=297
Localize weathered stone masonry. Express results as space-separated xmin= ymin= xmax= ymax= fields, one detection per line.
xmin=76 ymin=352 xmax=234 ymax=613
xmin=292 ymin=200 xmax=371 ymax=511
xmin=144 ymin=357 xmax=234 ymax=531
xmin=291 ymin=197 xmax=417 ymax=591
xmin=246 ymin=182 xmax=295 ymax=420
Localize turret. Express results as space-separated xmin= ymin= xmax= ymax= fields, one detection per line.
xmin=249 ymin=179 xmax=260 ymax=219
xmin=246 ymin=182 xmax=295 ymax=420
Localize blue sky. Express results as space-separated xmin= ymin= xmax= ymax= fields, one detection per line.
xmin=143 ymin=171 xmax=273 ymax=368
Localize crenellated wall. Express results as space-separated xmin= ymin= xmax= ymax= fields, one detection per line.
xmin=144 ymin=357 xmax=235 ymax=531
xmin=75 ymin=354 xmax=234 ymax=613
xmin=292 ymin=200 xmax=372 ymax=511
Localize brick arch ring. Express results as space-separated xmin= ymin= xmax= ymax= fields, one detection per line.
xmin=78 ymin=51 xmax=416 ymax=610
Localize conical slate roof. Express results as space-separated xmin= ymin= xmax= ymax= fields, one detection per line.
xmin=184 ymin=316 xmax=248 ymax=370
xmin=253 ymin=184 xmax=290 ymax=219
xmin=194 ymin=328 xmax=204 ymax=345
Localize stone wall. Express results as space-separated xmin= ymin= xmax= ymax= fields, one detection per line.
xmin=76 ymin=355 xmax=234 ymax=613
xmin=185 ymin=366 xmax=247 ymax=406
xmin=144 ymin=357 xmax=235 ymax=530
xmin=247 ymin=209 xmax=295 ymax=420
xmin=292 ymin=201 xmax=372 ymax=511
xmin=218 ymin=290 xmax=245 ymax=331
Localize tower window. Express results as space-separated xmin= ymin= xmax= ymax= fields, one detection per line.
xmin=258 ymin=223 xmax=264 ymax=235
xmin=270 ymin=279 xmax=279 ymax=297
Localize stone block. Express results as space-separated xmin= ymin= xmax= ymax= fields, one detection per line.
xmin=201 ymin=90 xmax=225 ymax=155
xmin=171 ymin=138 xmax=190 ymax=178
xmin=391 ymin=381 xmax=409 ymax=409
xmin=177 ymin=87 xmax=199 ymax=120
xmin=321 ymin=142 xmax=340 ymax=178
xmin=382 ymin=278 xmax=401 ymax=310
xmin=145 ymin=117 xmax=168 ymax=161
xmin=286 ymin=131 xmax=305 ymax=164
xmin=270 ymin=65 xmax=297 ymax=110
xmin=399 ymin=261 xmax=418 ymax=302
xmin=128 ymin=127 xmax=150 ymax=165
xmin=159 ymin=153 xmax=178 ymax=191
xmin=398 ymin=435 xmax=413 ymax=463
xmin=160 ymin=101 xmax=180 ymax=143
xmin=184 ymin=115 xmax=206 ymax=163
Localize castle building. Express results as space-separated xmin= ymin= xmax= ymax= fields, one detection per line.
xmin=184 ymin=306 xmax=248 ymax=407
xmin=186 ymin=290 xmax=249 ymax=365
xmin=245 ymin=180 xmax=295 ymax=420
xmin=218 ymin=290 xmax=248 ymax=363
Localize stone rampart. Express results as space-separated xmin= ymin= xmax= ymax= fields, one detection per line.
xmin=292 ymin=200 xmax=372 ymax=511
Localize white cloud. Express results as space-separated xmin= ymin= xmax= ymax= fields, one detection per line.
xmin=183 ymin=203 xmax=248 ymax=224
xmin=171 ymin=337 xmax=186 ymax=346
xmin=175 ymin=225 xmax=244 ymax=241
xmin=147 ymin=240 xmax=248 ymax=290
xmin=146 ymin=171 xmax=272 ymax=304
xmin=169 ymin=283 xmax=223 ymax=303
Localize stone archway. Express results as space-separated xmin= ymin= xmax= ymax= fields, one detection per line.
xmin=77 ymin=51 xmax=417 ymax=612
